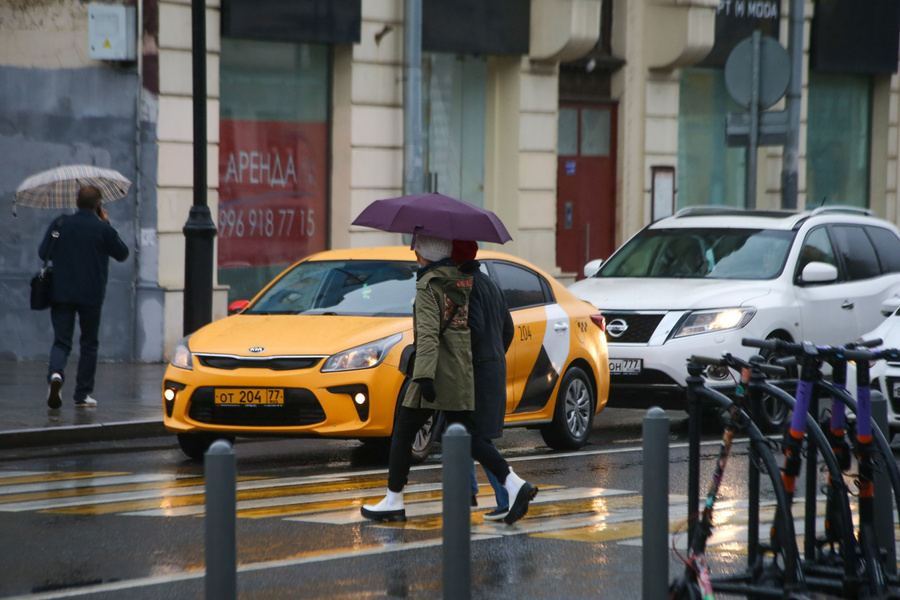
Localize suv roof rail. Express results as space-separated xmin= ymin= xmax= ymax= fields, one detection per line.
xmin=808 ymin=205 xmax=874 ymax=217
xmin=672 ymin=206 xmax=798 ymax=219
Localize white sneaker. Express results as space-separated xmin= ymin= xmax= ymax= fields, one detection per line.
xmin=47 ymin=373 xmax=63 ymax=409
xmin=75 ymin=396 xmax=98 ymax=407
xmin=503 ymin=469 xmax=537 ymax=525
xmin=360 ymin=490 xmax=406 ymax=522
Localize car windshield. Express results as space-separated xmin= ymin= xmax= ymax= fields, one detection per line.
xmin=247 ymin=259 xmax=418 ymax=317
xmin=597 ymin=228 xmax=795 ymax=280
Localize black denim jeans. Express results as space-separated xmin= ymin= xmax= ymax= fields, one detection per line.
xmin=387 ymin=406 xmax=511 ymax=493
xmin=49 ymin=302 xmax=102 ymax=402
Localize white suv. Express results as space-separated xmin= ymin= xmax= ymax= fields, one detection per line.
xmin=568 ymin=206 xmax=900 ymax=430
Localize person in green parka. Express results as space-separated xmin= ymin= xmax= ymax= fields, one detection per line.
xmin=361 ymin=235 xmax=537 ymax=525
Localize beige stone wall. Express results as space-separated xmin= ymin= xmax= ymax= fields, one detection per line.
xmin=338 ymin=0 xmax=405 ymax=250
xmin=0 ymin=1 xmax=91 ymax=68
xmin=340 ymin=0 xmax=581 ymax=280
xmin=610 ymin=0 xmax=900 ymax=253
xmin=156 ymin=0 xmax=228 ymax=358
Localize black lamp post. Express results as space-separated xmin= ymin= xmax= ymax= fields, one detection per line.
xmin=183 ymin=0 xmax=217 ymax=336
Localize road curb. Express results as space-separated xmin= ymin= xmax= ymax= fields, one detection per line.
xmin=0 ymin=420 xmax=167 ymax=450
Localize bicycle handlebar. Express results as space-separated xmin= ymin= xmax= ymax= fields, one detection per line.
xmin=742 ymin=337 xmax=889 ymax=364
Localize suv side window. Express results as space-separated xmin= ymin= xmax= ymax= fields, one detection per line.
xmin=865 ymin=226 xmax=900 ymax=274
xmin=830 ymin=225 xmax=881 ymax=281
xmin=797 ymin=227 xmax=838 ymax=278
xmin=488 ymin=261 xmax=550 ymax=310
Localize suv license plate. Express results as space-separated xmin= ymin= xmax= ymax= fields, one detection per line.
xmin=609 ymin=359 xmax=642 ymax=374
xmin=892 ymin=381 xmax=900 ymax=400
xmin=215 ymin=388 xmax=284 ymax=405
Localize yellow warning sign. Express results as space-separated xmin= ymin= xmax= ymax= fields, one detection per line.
xmin=103 ymin=40 xmax=112 ymax=49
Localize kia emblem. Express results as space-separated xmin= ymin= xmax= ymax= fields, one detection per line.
xmin=248 ymin=347 xmax=265 ymax=353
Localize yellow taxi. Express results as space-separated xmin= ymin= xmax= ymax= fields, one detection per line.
xmin=162 ymin=247 xmax=610 ymax=460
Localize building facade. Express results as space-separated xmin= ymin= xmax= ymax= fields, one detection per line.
xmin=1 ymin=0 xmax=898 ymax=363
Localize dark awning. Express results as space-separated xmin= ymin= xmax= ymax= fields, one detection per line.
xmin=222 ymin=0 xmax=361 ymax=44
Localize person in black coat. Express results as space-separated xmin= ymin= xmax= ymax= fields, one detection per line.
xmin=39 ymin=185 xmax=129 ymax=409
xmin=452 ymin=240 xmax=516 ymax=521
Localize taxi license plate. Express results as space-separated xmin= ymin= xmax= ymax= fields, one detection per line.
xmin=215 ymin=388 xmax=284 ymax=405
xmin=609 ymin=358 xmax=642 ymax=375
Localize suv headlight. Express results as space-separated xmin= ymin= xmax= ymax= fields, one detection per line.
xmin=171 ymin=336 xmax=194 ymax=370
xmin=321 ymin=333 xmax=403 ymax=372
xmin=673 ymin=309 xmax=756 ymax=338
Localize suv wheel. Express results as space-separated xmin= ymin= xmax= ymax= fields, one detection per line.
xmin=540 ymin=366 xmax=594 ymax=450
xmin=756 ymin=335 xmax=794 ymax=432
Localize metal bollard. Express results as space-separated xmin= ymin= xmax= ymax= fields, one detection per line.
xmin=442 ymin=423 xmax=471 ymax=600
xmin=205 ymin=439 xmax=237 ymax=600
xmin=871 ymin=393 xmax=897 ymax=575
xmin=643 ymin=407 xmax=670 ymax=600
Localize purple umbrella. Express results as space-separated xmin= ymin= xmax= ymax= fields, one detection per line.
xmin=352 ymin=193 xmax=512 ymax=244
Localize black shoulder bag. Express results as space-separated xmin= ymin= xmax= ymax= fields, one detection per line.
xmin=30 ymin=221 xmax=62 ymax=311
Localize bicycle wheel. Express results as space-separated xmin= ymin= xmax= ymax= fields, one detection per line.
xmin=669 ymin=575 xmax=704 ymax=600
xmin=858 ymin=522 xmax=888 ymax=599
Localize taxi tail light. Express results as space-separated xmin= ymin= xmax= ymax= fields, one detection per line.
xmin=590 ymin=315 xmax=606 ymax=332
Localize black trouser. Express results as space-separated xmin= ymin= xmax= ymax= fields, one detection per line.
xmin=388 ymin=405 xmax=511 ymax=493
xmin=48 ymin=302 xmax=102 ymax=402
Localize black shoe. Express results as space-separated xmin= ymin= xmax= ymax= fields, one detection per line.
xmin=360 ymin=505 xmax=407 ymax=522
xmin=471 ymin=495 xmax=478 ymax=507
xmin=504 ymin=483 xmax=538 ymax=525
xmin=483 ymin=506 xmax=510 ymax=521
xmin=47 ymin=373 xmax=62 ymax=409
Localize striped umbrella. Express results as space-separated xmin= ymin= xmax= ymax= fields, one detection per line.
xmin=13 ymin=165 xmax=131 ymax=215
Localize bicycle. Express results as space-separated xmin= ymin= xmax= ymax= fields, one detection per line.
xmin=811 ymin=343 xmax=900 ymax=599
xmin=743 ymin=337 xmax=900 ymax=598
xmin=669 ymin=356 xmax=804 ymax=599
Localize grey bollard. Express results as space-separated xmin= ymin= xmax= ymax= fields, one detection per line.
xmin=442 ymin=422 xmax=471 ymax=600
xmin=205 ymin=439 xmax=237 ymax=600
xmin=871 ymin=393 xmax=897 ymax=575
xmin=643 ymin=407 xmax=670 ymax=600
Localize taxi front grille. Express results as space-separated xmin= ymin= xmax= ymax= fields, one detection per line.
xmin=196 ymin=355 xmax=322 ymax=371
xmin=601 ymin=312 xmax=664 ymax=344
xmin=188 ymin=387 xmax=327 ymax=426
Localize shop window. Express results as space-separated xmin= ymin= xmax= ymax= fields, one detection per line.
xmin=424 ymin=53 xmax=486 ymax=208
xmin=806 ymin=73 xmax=871 ymax=209
xmin=218 ymin=39 xmax=330 ymax=302
xmin=677 ymin=68 xmax=746 ymax=209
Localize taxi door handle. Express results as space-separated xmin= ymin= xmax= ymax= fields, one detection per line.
xmin=554 ymin=322 xmax=569 ymax=331
xmin=841 ymin=300 xmax=854 ymax=310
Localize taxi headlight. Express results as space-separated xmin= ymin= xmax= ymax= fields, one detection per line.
xmin=321 ymin=333 xmax=402 ymax=373
xmin=673 ymin=309 xmax=756 ymax=338
xmin=171 ymin=336 xmax=194 ymax=370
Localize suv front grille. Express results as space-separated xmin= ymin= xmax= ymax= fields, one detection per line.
xmin=601 ymin=312 xmax=664 ymax=344
xmin=188 ymin=387 xmax=327 ymax=426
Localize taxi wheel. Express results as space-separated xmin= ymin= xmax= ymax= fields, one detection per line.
xmin=540 ymin=367 xmax=594 ymax=450
xmin=177 ymin=433 xmax=234 ymax=461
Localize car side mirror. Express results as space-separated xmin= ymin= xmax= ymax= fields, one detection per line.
xmin=228 ymin=300 xmax=250 ymax=315
xmin=880 ymin=296 xmax=900 ymax=317
xmin=800 ymin=261 xmax=838 ymax=284
xmin=583 ymin=259 xmax=604 ymax=278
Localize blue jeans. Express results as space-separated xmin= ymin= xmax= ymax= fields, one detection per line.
xmin=470 ymin=440 xmax=510 ymax=508
xmin=48 ymin=302 xmax=102 ymax=402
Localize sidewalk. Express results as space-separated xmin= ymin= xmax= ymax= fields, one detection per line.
xmin=0 ymin=360 xmax=168 ymax=449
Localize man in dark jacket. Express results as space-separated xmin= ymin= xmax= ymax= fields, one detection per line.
xmin=453 ymin=240 xmax=516 ymax=521
xmin=39 ymin=185 xmax=129 ymax=408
